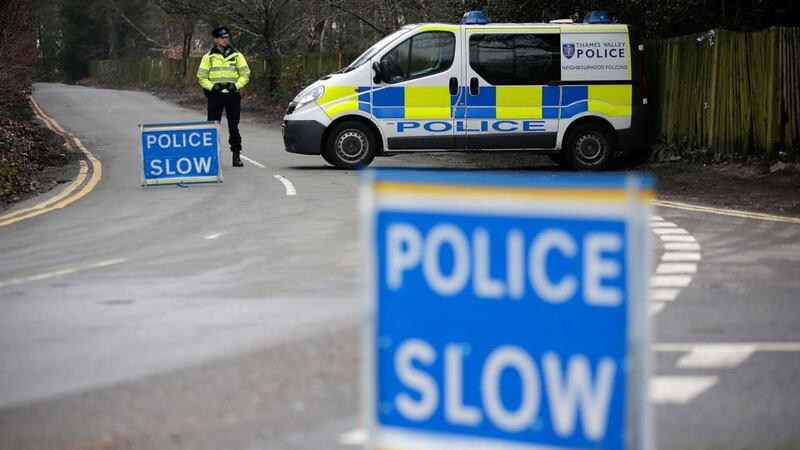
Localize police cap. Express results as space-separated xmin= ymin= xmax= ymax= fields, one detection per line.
xmin=212 ymin=27 xmax=230 ymax=38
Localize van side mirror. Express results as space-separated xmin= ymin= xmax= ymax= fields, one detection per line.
xmin=379 ymin=60 xmax=391 ymax=83
xmin=372 ymin=61 xmax=385 ymax=84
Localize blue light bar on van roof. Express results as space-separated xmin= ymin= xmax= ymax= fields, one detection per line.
xmin=462 ymin=11 xmax=489 ymax=25
xmin=584 ymin=10 xmax=611 ymax=24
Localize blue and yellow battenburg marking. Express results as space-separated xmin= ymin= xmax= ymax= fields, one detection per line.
xmin=140 ymin=121 xmax=220 ymax=131
xmin=144 ymin=176 xmax=219 ymax=186
xmin=319 ymin=85 xmax=631 ymax=120
xmin=367 ymin=170 xmax=655 ymax=203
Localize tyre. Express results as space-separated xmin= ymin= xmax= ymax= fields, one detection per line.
xmin=321 ymin=148 xmax=337 ymax=166
xmin=564 ymin=123 xmax=614 ymax=170
xmin=322 ymin=121 xmax=377 ymax=169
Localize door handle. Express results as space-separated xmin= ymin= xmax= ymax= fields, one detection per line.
xmin=449 ymin=77 xmax=458 ymax=96
xmin=469 ymin=77 xmax=479 ymax=95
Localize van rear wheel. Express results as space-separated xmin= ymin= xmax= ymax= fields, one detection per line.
xmin=564 ymin=124 xmax=613 ymax=170
xmin=323 ymin=121 xmax=376 ymax=169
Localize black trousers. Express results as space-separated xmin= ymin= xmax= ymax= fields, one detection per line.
xmin=207 ymin=92 xmax=242 ymax=152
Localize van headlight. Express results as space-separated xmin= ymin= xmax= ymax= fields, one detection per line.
xmin=293 ymin=85 xmax=325 ymax=109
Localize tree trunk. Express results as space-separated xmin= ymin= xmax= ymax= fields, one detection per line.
xmin=317 ymin=19 xmax=327 ymax=75
xmin=308 ymin=18 xmax=326 ymax=53
xmin=181 ymin=28 xmax=193 ymax=79
xmin=106 ymin=12 xmax=117 ymax=58
xmin=265 ymin=46 xmax=281 ymax=95
xmin=263 ymin=14 xmax=281 ymax=95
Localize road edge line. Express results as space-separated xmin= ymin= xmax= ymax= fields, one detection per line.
xmin=240 ymin=154 xmax=266 ymax=168
xmin=653 ymin=199 xmax=800 ymax=224
xmin=0 ymin=258 xmax=127 ymax=289
xmin=0 ymin=98 xmax=102 ymax=227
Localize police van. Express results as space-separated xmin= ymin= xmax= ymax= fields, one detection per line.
xmin=282 ymin=11 xmax=648 ymax=170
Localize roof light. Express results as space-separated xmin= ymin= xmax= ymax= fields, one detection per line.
xmin=462 ymin=11 xmax=489 ymax=25
xmin=584 ymin=10 xmax=611 ymax=24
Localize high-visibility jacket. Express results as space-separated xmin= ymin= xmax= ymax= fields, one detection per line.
xmin=197 ymin=47 xmax=251 ymax=94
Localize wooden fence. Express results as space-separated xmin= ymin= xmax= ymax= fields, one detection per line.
xmin=647 ymin=26 xmax=799 ymax=161
xmin=89 ymin=26 xmax=800 ymax=160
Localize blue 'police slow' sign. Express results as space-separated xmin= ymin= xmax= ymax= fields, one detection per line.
xmin=139 ymin=121 xmax=221 ymax=186
xmin=362 ymin=171 xmax=654 ymax=450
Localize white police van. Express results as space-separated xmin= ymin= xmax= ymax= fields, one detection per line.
xmin=282 ymin=11 xmax=648 ymax=170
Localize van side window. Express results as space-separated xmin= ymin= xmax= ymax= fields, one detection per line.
xmin=381 ymin=31 xmax=455 ymax=83
xmin=469 ymin=34 xmax=560 ymax=85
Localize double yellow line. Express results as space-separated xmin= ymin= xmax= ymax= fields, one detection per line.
xmin=0 ymin=98 xmax=102 ymax=227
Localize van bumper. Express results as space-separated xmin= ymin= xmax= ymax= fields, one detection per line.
xmin=283 ymin=120 xmax=326 ymax=155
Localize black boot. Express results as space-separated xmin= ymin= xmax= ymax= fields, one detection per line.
xmin=232 ymin=151 xmax=243 ymax=167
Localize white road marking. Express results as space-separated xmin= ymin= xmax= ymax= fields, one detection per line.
xmin=648 ymin=217 xmax=701 ymax=315
xmin=240 ymin=155 xmax=266 ymax=168
xmin=656 ymin=263 xmax=698 ymax=274
xmin=660 ymin=234 xmax=697 ymax=242
xmin=652 ymin=343 xmax=799 ymax=404
xmin=0 ymin=258 xmax=127 ymax=289
xmin=650 ymin=288 xmax=681 ymax=301
xmin=651 ymin=376 xmax=718 ymax=404
xmin=664 ymin=242 xmax=701 ymax=251
xmin=205 ymin=232 xmax=226 ymax=240
xmin=650 ymin=221 xmax=677 ymax=227
xmin=650 ymin=303 xmax=667 ymax=315
xmin=274 ymin=174 xmax=297 ymax=196
xmin=650 ymin=275 xmax=693 ymax=288
xmin=662 ymin=252 xmax=702 ymax=261
xmin=676 ymin=344 xmax=757 ymax=369
xmin=653 ymin=228 xmax=689 ymax=235
xmin=654 ymin=342 xmax=800 ymax=352
xmin=339 ymin=428 xmax=368 ymax=446
xmin=235 ymin=154 xmax=297 ymax=196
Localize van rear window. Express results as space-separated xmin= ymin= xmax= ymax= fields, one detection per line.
xmin=469 ymin=34 xmax=560 ymax=85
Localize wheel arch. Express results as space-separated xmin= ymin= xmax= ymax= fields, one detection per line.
xmin=323 ymin=114 xmax=385 ymax=155
xmin=559 ymin=115 xmax=618 ymax=151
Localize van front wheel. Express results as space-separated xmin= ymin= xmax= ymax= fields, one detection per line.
xmin=323 ymin=121 xmax=376 ymax=169
xmin=564 ymin=124 xmax=613 ymax=170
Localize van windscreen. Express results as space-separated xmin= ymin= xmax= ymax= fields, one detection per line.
xmin=344 ymin=28 xmax=412 ymax=71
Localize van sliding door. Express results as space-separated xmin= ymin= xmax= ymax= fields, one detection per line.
xmin=463 ymin=30 xmax=561 ymax=150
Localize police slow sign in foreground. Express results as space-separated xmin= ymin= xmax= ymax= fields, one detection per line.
xmin=362 ymin=171 xmax=654 ymax=450
xmin=139 ymin=121 xmax=222 ymax=186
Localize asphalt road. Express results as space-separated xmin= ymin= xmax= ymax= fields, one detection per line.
xmin=0 ymin=83 xmax=798 ymax=450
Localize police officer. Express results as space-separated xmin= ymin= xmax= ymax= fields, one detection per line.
xmin=197 ymin=26 xmax=251 ymax=167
